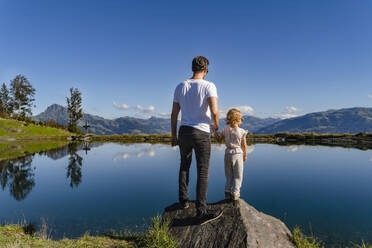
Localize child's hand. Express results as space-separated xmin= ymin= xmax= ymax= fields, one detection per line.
xmin=243 ymin=156 xmax=247 ymax=162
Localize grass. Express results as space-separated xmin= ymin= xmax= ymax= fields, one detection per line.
xmin=0 ymin=225 xmax=136 ymax=248
xmin=0 ymin=118 xmax=71 ymax=139
xmin=292 ymin=227 xmax=372 ymax=248
xmin=0 ymin=216 xmax=178 ymax=248
xmin=353 ymin=242 xmax=372 ymax=248
xmin=292 ymin=227 xmax=324 ymax=248
xmin=142 ymin=216 xmax=178 ymax=248
xmin=0 ymin=140 xmax=69 ymax=161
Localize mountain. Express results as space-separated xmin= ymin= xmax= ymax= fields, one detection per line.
xmin=255 ymin=107 xmax=372 ymax=134
xmin=34 ymin=104 xmax=279 ymax=135
xmin=34 ymin=104 xmax=170 ymax=134
xmin=240 ymin=116 xmax=279 ymax=132
xmin=218 ymin=115 xmax=279 ymax=132
xmin=35 ymin=104 xmax=69 ymax=126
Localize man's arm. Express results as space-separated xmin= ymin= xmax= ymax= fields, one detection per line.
xmin=208 ymin=96 xmax=219 ymax=132
xmin=171 ymin=101 xmax=180 ymax=146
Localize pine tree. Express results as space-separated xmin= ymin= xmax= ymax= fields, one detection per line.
xmin=0 ymin=83 xmax=13 ymax=117
xmin=66 ymin=87 xmax=83 ymax=133
xmin=10 ymin=75 xmax=35 ymax=118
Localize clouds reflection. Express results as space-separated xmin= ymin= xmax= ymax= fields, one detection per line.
xmin=286 ymin=146 xmax=300 ymax=152
xmin=113 ymin=146 xmax=156 ymax=161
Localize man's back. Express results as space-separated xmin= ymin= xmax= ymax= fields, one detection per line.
xmin=173 ymin=79 xmax=217 ymax=133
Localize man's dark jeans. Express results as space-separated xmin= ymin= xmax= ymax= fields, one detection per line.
xmin=178 ymin=125 xmax=211 ymax=215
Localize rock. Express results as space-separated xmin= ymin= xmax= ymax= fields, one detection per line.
xmin=163 ymin=199 xmax=296 ymax=248
xmin=2 ymin=127 xmax=24 ymax=133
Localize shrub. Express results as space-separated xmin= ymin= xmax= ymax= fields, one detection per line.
xmin=292 ymin=226 xmax=323 ymax=248
xmin=142 ymin=215 xmax=178 ymax=248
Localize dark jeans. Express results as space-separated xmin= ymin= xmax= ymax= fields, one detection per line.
xmin=178 ymin=125 xmax=211 ymax=215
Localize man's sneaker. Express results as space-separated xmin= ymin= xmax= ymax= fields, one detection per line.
xmin=179 ymin=201 xmax=189 ymax=209
xmin=197 ymin=209 xmax=223 ymax=225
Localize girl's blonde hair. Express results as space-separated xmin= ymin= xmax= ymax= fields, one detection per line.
xmin=226 ymin=108 xmax=242 ymax=126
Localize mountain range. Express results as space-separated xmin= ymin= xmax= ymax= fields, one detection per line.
xmin=33 ymin=104 xmax=279 ymax=134
xmin=255 ymin=107 xmax=372 ymax=134
xmin=34 ymin=104 xmax=372 ymax=134
xmin=34 ymin=104 xmax=171 ymax=134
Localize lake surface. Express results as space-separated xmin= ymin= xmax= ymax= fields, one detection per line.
xmin=1 ymin=142 xmax=372 ymax=247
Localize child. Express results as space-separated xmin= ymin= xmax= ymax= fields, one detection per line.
xmin=213 ymin=108 xmax=248 ymax=201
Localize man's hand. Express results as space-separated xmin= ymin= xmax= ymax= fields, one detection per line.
xmin=171 ymin=136 xmax=178 ymax=146
xmin=243 ymin=155 xmax=247 ymax=162
xmin=207 ymin=97 xmax=219 ymax=133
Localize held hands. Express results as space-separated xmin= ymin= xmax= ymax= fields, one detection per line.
xmin=211 ymin=123 xmax=219 ymax=133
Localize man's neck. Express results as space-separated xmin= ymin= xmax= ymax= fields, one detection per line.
xmin=190 ymin=72 xmax=205 ymax=80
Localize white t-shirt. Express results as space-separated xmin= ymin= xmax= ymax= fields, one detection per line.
xmin=221 ymin=126 xmax=248 ymax=154
xmin=173 ymin=79 xmax=218 ymax=133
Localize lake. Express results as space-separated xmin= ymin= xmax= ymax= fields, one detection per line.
xmin=1 ymin=142 xmax=372 ymax=247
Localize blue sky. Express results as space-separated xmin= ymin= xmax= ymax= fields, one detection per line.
xmin=0 ymin=0 xmax=371 ymax=119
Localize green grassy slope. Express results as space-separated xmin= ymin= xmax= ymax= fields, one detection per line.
xmin=0 ymin=118 xmax=71 ymax=139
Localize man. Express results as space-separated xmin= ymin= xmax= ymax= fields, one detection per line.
xmin=171 ymin=56 xmax=223 ymax=225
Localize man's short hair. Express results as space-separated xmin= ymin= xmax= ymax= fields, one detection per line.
xmin=192 ymin=56 xmax=209 ymax=73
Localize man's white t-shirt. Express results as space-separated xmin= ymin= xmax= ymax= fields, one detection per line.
xmin=173 ymin=79 xmax=218 ymax=133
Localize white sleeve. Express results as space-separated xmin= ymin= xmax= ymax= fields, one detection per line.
xmin=241 ymin=128 xmax=248 ymax=138
xmin=206 ymin=83 xmax=218 ymax=98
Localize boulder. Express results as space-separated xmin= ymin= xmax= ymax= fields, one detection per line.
xmin=163 ymin=199 xmax=296 ymax=248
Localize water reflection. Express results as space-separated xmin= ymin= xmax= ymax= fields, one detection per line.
xmin=113 ymin=147 xmax=156 ymax=160
xmin=0 ymin=142 xmax=94 ymax=200
xmin=66 ymin=143 xmax=83 ymax=188
xmin=1 ymin=142 xmax=372 ymax=246
xmin=286 ymin=146 xmax=300 ymax=152
xmin=0 ymin=155 xmax=35 ymax=201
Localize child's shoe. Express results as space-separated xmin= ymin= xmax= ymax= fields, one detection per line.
xmin=224 ymin=192 xmax=231 ymax=200
xmin=232 ymin=193 xmax=240 ymax=201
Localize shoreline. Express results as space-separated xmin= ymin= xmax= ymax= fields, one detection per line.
xmin=2 ymin=132 xmax=372 ymax=162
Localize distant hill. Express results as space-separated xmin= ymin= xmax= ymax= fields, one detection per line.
xmin=34 ymin=104 xmax=171 ymax=135
xmin=34 ymin=104 xmax=280 ymax=135
xmin=239 ymin=116 xmax=279 ymax=132
xmin=256 ymin=107 xmax=372 ymax=134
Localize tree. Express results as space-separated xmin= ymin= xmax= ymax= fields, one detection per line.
xmin=66 ymin=142 xmax=83 ymax=188
xmin=10 ymin=75 xmax=35 ymax=118
xmin=66 ymin=87 xmax=83 ymax=133
xmin=0 ymin=83 xmax=13 ymax=117
xmin=0 ymin=155 xmax=36 ymax=201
